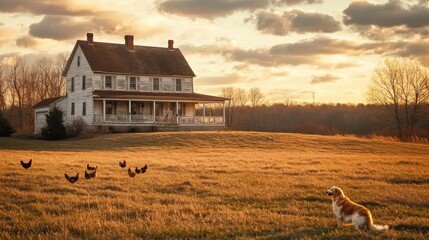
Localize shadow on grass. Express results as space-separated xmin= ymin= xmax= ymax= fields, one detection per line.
xmin=393 ymin=223 xmax=429 ymax=233
xmin=387 ymin=178 xmax=429 ymax=185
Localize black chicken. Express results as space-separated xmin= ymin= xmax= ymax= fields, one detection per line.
xmin=87 ymin=164 xmax=96 ymax=171
xmin=127 ymin=167 xmax=136 ymax=178
xmin=84 ymin=170 xmax=92 ymax=179
xmin=119 ymin=160 xmax=127 ymax=168
xmin=89 ymin=166 xmax=97 ymax=178
xmin=20 ymin=159 xmax=32 ymax=169
xmin=65 ymin=173 xmax=79 ymax=183
xmin=135 ymin=167 xmax=141 ymax=174
xmin=141 ymin=164 xmax=147 ymax=173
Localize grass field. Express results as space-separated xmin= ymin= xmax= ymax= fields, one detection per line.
xmin=0 ymin=131 xmax=428 ymax=239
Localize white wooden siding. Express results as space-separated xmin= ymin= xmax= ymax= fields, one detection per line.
xmin=92 ymin=74 xmax=193 ymax=93
xmin=64 ymin=45 xmax=94 ymax=125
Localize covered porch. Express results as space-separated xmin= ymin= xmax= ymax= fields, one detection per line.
xmin=92 ymin=90 xmax=227 ymax=126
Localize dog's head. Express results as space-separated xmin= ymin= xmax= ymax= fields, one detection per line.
xmin=326 ymin=186 xmax=345 ymax=199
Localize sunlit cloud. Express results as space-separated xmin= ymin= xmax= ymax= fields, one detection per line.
xmin=253 ymin=10 xmax=340 ymax=35
xmin=310 ymin=74 xmax=341 ymax=84
xmin=0 ymin=0 xmax=96 ymax=16
xmin=157 ymin=0 xmax=324 ymax=19
xmin=343 ymin=0 xmax=429 ymax=28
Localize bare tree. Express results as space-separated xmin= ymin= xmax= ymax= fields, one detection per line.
xmin=8 ymin=56 xmax=30 ymax=130
xmin=235 ymin=88 xmax=247 ymax=106
xmin=34 ymin=53 xmax=67 ymax=99
xmin=367 ymin=58 xmax=429 ymax=141
xmin=249 ymin=87 xmax=264 ymax=107
xmin=0 ymin=64 xmax=8 ymax=113
xmin=221 ymin=87 xmax=236 ymax=127
xmin=51 ymin=53 xmax=67 ymax=97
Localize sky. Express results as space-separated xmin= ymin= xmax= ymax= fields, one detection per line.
xmin=1 ymin=0 xmax=429 ymax=104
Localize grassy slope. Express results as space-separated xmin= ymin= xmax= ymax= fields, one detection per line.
xmin=0 ymin=131 xmax=428 ymax=239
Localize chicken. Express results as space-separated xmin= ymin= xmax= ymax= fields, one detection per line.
xmin=141 ymin=164 xmax=147 ymax=173
xmin=89 ymin=166 xmax=97 ymax=178
xmin=87 ymin=164 xmax=96 ymax=171
xmin=20 ymin=159 xmax=32 ymax=169
xmin=119 ymin=160 xmax=127 ymax=168
xmin=84 ymin=170 xmax=92 ymax=179
xmin=65 ymin=173 xmax=79 ymax=183
xmin=135 ymin=167 xmax=141 ymax=174
xmin=127 ymin=167 xmax=136 ymax=178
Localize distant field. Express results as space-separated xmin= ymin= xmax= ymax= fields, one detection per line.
xmin=0 ymin=131 xmax=428 ymax=239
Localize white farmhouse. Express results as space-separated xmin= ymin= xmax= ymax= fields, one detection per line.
xmin=33 ymin=33 xmax=227 ymax=133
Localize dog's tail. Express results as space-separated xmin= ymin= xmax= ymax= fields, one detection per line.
xmin=369 ymin=224 xmax=389 ymax=232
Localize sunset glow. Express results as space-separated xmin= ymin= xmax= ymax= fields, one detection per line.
xmin=1 ymin=0 xmax=428 ymax=103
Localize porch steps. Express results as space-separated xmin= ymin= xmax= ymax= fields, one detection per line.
xmin=154 ymin=125 xmax=181 ymax=132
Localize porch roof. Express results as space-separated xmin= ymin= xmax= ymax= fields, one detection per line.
xmin=93 ymin=90 xmax=228 ymax=102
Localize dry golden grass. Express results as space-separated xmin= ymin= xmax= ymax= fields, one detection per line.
xmin=0 ymin=131 xmax=428 ymax=239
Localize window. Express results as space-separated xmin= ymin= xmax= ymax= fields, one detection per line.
xmin=129 ymin=77 xmax=137 ymax=90
xmin=178 ymin=103 xmax=185 ymax=116
xmin=105 ymin=76 xmax=112 ymax=89
xmin=131 ymin=102 xmax=144 ymax=115
xmin=77 ymin=56 xmax=80 ymax=67
xmin=153 ymin=78 xmax=160 ymax=91
xmin=82 ymin=102 xmax=86 ymax=116
xmin=71 ymin=77 xmax=75 ymax=92
xmin=106 ymin=101 xmax=115 ymax=115
xmin=71 ymin=102 xmax=75 ymax=115
xmin=176 ymin=79 xmax=182 ymax=91
xmin=82 ymin=76 xmax=86 ymax=90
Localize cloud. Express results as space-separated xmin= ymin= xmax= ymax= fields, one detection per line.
xmin=16 ymin=35 xmax=40 ymax=48
xmin=157 ymin=0 xmax=270 ymax=19
xmin=225 ymin=48 xmax=320 ymax=66
xmin=310 ymin=74 xmax=340 ymax=84
xmin=157 ymin=0 xmax=324 ymax=19
xmin=28 ymin=14 xmax=169 ymax=41
xmin=391 ymin=41 xmax=429 ymax=66
xmin=276 ymin=0 xmax=323 ymax=5
xmin=343 ymin=0 xmax=429 ymax=28
xmin=255 ymin=10 xmax=340 ymax=35
xmin=196 ymin=73 xmax=243 ymax=85
xmin=0 ymin=0 xmax=95 ymax=16
xmin=269 ymin=37 xmax=392 ymax=56
xmin=181 ymin=43 xmax=321 ymax=66
xmin=29 ymin=16 xmax=93 ymax=40
xmin=182 ymin=37 xmax=428 ymax=68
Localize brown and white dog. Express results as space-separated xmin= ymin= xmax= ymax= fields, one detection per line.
xmin=326 ymin=186 xmax=388 ymax=231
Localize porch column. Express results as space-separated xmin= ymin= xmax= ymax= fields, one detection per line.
xmin=128 ymin=100 xmax=131 ymax=123
xmin=223 ymin=102 xmax=226 ymax=124
xmin=153 ymin=101 xmax=156 ymax=123
xmin=103 ymin=100 xmax=106 ymax=122
xmin=176 ymin=102 xmax=179 ymax=124
xmin=203 ymin=102 xmax=206 ymax=124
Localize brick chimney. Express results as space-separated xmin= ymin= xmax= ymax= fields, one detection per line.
xmin=125 ymin=35 xmax=134 ymax=51
xmin=168 ymin=40 xmax=174 ymax=50
xmin=87 ymin=33 xmax=93 ymax=45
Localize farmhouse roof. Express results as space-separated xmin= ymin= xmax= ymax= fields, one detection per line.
xmin=93 ymin=90 xmax=228 ymax=102
xmin=33 ymin=96 xmax=66 ymax=109
xmin=63 ymin=39 xmax=196 ymax=77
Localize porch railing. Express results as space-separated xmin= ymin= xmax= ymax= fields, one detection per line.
xmin=179 ymin=116 xmax=224 ymax=124
xmin=94 ymin=114 xmax=224 ymax=125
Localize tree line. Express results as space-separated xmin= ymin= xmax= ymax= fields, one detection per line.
xmin=0 ymin=54 xmax=67 ymax=131
xmin=221 ymin=58 xmax=429 ymax=141
xmin=0 ymin=55 xmax=428 ymax=142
